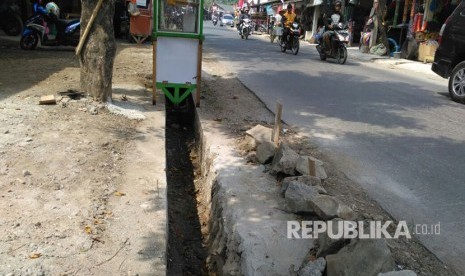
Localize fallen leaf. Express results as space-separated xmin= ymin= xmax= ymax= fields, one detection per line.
xmin=85 ymin=226 xmax=92 ymax=234
xmin=114 ymin=191 xmax=126 ymax=197
xmin=29 ymin=253 xmax=42 ymax=259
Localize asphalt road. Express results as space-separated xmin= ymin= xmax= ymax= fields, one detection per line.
xmin=203 ymin=24 xmax=465 ymax=274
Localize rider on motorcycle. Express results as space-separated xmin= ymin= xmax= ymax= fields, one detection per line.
xmin=282 ymin=4 xmax=296 ymax=45
xmin=33 ymin=0 xmax=60 ymax=39
xmin=322 ymin=0 xmax=344 ymax=52
xmin=33 ymin=0 xmax=47 ymax=15
xmin=237 ymin=7 xmax=250 ymax=33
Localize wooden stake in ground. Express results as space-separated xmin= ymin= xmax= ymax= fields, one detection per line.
xmin=271 ymin=102 xmax=283 ymax=146
xmin=308 ymin=158 xmax=316 ymax=177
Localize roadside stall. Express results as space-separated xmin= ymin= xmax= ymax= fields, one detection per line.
xmin=128 ymin=0 xmax=153 ymax=43
xmin=359 ymin=0 xmax=460 ymax=60
xmin=406 ymin=0 xmax=459 ymax=61
xmin=152 ymin=0 xmax=204 ymax=107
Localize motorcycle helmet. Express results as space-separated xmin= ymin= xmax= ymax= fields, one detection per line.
xmin=334 ymin=0 xmax=342 ymax=6
xmin=46 ymin=2 xmax=60 ymax=17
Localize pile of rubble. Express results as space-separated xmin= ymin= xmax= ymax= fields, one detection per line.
xmin=240 ymin=124 xmax=417 ymax=276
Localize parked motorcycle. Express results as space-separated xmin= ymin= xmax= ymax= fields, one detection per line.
xmin=279 ymin=22 xmax=300 ymax=55
xmin=316 ymin=22 xmax=349 ymax=64
xmin=20 ymin=14 xmax=80 ymax=50
xmin=239 ymin=18 xmax=252 ymax=40
xmin=0 ymin=0 xmax=23 ymax=36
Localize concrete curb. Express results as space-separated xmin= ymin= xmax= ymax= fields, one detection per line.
xmin=195 ymin=107 xmax=314 ymax=275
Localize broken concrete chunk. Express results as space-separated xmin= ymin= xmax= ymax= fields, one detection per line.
xmin=310 ymin=195 xmax=355 ymax=220
xmin=271 ymin=143 xmax=299 ymax=175
xmin=310 ymin=195 xmax=339 ymax=220
xmin=281 ymin=175 xmax=324 ymax=195
xmin=39 ymin=95 xmax=56 ymax=105
xmin=245 ymin=124 xmax=272 ymax=145
xmin=326 ymin=239 xmax=396 ymax=276
xmin=337 ymin=203 xmax=356 ymax=220
xmin=298 ymin=257 xmax=326 ymax=276
xmin=317 ymin=218 xmax=347 ymax=257
xmin=296 ymin=156 xmax=328 ymax=180
xmin=256 ymin=141 xmax=277 ymax=164
xmin=285 ymin=182 xmax=320 ymax=213
xmin=378 ymin=270 xmax=417 ymax=276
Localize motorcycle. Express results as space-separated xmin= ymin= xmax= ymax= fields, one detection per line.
xmin=279 ymin=22 xmax=300 ymax=55
xmin=212 ymin=17 xmax=218 ymax=26
xmin=239 ymin=18 xmax=251 ymax=40
xmin=316 ymin=22 xmax=349 ymax=64
xmin=0 ymin=0 xmax=23 ymax=36
xmin=20 ymin=14 xmax=80 ymax=50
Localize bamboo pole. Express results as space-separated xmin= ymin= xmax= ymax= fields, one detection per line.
xmin=75 ymin=0 xmax=105 ymax=56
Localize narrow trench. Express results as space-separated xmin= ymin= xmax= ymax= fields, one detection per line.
xmin=165 ymin=96 xmax=207 ymax=275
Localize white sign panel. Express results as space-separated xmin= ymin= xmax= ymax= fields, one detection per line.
xmin=156 ymin=37 xmax=199 ymax=84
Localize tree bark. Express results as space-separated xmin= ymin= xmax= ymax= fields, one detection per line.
xmin=80 ymin=0 xmax=116 ymax=102
xmin=376 ymin=0 xmax=390 ymax=52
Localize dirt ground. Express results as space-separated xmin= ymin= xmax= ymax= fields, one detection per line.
xmin=0 ymin=31 xmax=458 ymax=276
xmin=0 ymin=36 xmax=157 ymax=275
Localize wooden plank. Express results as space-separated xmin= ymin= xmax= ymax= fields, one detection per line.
xmin=271 ymin=102 xmax=283 ymax=146
xmin=39 ymin=95 xmax=56 ymax=105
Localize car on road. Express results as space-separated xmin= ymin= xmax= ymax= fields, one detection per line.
xmin=432 ymin=1 xmax=465 ymax=103
xmin=220 ymin=14 xmax=234 ymax=27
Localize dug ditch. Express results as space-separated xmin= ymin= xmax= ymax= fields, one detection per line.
xmin=165 ymin=98 xmax=207 ymax=275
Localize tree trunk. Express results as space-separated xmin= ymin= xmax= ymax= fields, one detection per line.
xmin=80 ymin=0 xmax=116 ymax=102
xmin=376 ymin=0 xmax=390 ymax=52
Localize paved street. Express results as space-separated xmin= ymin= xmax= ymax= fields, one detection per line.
xmin=203 ymin=24 xmax=465 ymax=274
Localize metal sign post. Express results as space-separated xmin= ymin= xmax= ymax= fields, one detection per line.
xmin=152 ymin=0 xmax=204 ymax=107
